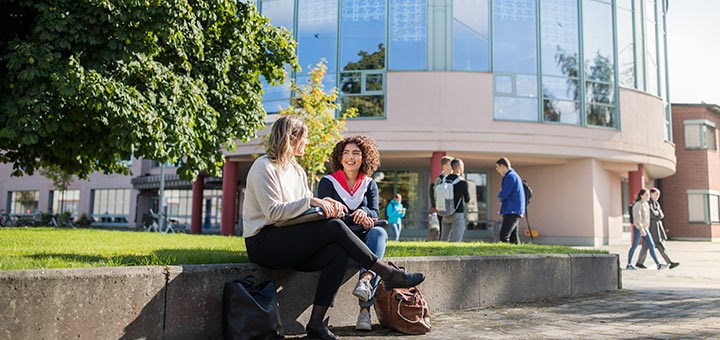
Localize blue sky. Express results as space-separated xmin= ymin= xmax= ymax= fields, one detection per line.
xmin=666 ymin=1 xmax=720 ymax=105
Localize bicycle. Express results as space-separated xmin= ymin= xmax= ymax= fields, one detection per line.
xmin=48 ymin=214 xmax=76 ymax=228
xmin=139 ymin=210 xmax=187 ymax=234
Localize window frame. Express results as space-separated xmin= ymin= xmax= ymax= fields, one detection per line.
xmin=687 ymin=189 xmax=720 ymax=224
xmin=683 ymin=119 xmax=717 ymax=151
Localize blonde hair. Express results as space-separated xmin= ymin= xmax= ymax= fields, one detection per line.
xmin=266 ymin=116 xmax=307 ymax=168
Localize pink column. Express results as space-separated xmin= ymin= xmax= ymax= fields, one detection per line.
xmin=191 ymin=175 xmax=204 ymax=234
xmin=430 ymin=151 xmax=446 ymax=183
xmin=221 ymin=160 xmax=238 ymax=236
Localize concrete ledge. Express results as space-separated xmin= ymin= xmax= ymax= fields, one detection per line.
xmin=0 ymin=254 xmax=619 ymax=339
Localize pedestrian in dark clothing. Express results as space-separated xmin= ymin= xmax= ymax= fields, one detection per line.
xmin=636 ymin=188 xmax=679 ymax=269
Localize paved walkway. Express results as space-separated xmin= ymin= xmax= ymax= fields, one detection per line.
xmin=293 ymin=241 xmax=720 ymax=339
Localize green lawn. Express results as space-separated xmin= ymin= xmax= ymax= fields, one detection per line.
xmin=0 ymin=228 xmax=605 ymax=271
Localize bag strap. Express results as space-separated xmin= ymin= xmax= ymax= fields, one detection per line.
xmin=396 ymin=290 xmax=428 ymax=324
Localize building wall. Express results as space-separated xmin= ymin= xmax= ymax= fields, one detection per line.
xmin=663 ymin=104 xmax=720 ymax=241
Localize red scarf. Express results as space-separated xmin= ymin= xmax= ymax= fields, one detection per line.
xmin=330 ymin=170 xmax=366 ymax=195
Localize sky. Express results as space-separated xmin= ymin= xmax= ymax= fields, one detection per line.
xmin=666 ymin=1 xmax=720 ymax=105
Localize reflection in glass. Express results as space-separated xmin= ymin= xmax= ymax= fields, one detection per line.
xmin=516 ymin=75 xmax=538 ymax=97
xmin=340 ymin=72 xmax=362 ymax=94
xmin=375 ymin=171 xmax=420 ymax=230
xmin=494 ymin=96 xmax=538 ymax=121
xmin=366 ymin=73 xmax=383 ymax=92
xmin=543 ymin=99 xmax=580 ymax=124
xmin=261 ymin=0 xmax=294 ymax=114
xmin=542 ymin=76 xmax=576 ymax=101
xmin=341 ymin=0 xmax=386 ymax=71
xmin=585 ymin=81 xmax=614 ymax=105
xmin=492 ymin=0 xmax=537 ymax=74
xmin=586 ymin=103 xmax=614 ymax=127
xmin=616 ymin=5 xmax=634 ymax=87
xmin=634 ymin=0 xmax=645 ymax=91
xmin=495 ymin=75 xmax=513 ymax=94
xmin=645 ymin=0 xmax=658 ymax=95
xmin=540 ymin=0 xmax=578 ymax=77
xmin=297 ymin=0 xmax=338 ymax=83
xmin=341 ymin=95 xmax=384 ymax=118
xmin=582 ymin=1 xmax=614 ymax=83
xmin=389 ymin=0 xmax=426 ymax=70
xmin=453 ymin=0 xmax=490 ymax=71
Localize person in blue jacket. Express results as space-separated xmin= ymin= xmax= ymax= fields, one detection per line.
xmin=386 ymin=193 xmax=406 ymax=241
xmin=495 ymin=157 xmax=525 ymax=244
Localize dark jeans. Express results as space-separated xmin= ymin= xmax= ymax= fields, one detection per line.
xmin=500 ymin=214 xmax=521 ymax=244
xmin=245 ymin=218 xmax=379 ymax=307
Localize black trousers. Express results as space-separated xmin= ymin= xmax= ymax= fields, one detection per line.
xmin=500 ymin=214 xmax=521 ymax=244
xmin=245 ymin=218 xmax=379 ymax=307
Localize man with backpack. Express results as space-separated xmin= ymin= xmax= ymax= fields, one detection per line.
xmin=495 ymin=157 xmax=525 ymax=244
xmin=429 ymin=156 xmax=454 ymax=240
xmin=437 ymin=158 xmax=470 ymax=242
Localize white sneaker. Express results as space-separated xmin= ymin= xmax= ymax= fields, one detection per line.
xmin=355 ymin=309 xmax=372 ymax=331
xmin=352 ymin=278 xmax=372 ymax=302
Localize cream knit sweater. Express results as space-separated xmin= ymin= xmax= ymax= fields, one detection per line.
xmin=242 ymin=155 xmax=312 ymax=237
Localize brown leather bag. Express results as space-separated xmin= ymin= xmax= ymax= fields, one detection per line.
xmin=373 ymin=264 xmax=431 ymax=334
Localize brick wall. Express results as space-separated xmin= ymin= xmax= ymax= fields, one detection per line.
xmin=663 ymin=104 xmax=720 ymax=240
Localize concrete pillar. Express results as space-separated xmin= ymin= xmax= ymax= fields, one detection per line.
xmin=191 ymin=175 xmax=204 ymax=234
xmin=221 ymin=161 xmax=238 ymax=236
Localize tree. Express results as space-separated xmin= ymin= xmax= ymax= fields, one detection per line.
xmin=39 ymin=164 xmax=74 ymax=214
xmin=0 ymin=0 xmax=298 ymax=180
xmin=278 ymin=60 xmax=357 ymax=188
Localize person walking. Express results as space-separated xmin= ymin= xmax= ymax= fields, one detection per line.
xmin=440 ymin=158 xmax=470 ymax=242
xmin=317 ymin=135 xmax=388 ymax=332
xmin=635 ymin=188 xmax=679 ymax=269
xmin=243 ymin=116 xmax=425 ymax=340
xmin=626 ymin=188 xmax=667 ymax=271
xmin=495 ymin=157 xmax=525 ymax=244
xmin=386 ymin=193 xmax=406 ymax=241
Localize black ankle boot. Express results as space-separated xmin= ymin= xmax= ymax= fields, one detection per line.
xmin=383 ymin=271 xmax=425 ymax=289
xmin=305 ymin=323 xmax=338 ymax=340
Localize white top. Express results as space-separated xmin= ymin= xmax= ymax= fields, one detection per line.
xmin=242 ymin=155 xmax=312 ymax=237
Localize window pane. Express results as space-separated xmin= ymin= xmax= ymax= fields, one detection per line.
xmin=516 ymin=75 xmax=537 ymax=97
xmin=544 ymin=99 xmax=580 ymax=124
xmin=585 ymin=81 xmax=615 ymax=105
xmin=453 ymin=0 xmax=490 ymax=71
xmin=261 ymin=0 xmax=295 ymax=114
xmin=341 ymin=95 xmax=384 ymax=117
xmin=540 ymin=0 xmax=578 ymax=77
xmin=365 ymin=73 xmax=383 ymax=92
xmin=492 ymin=0 xmax=537 ymax=74
xmin=586 ymin=103 xmax=614 ymax=127
xmin=494 ymin=96 xmax=538 ymax=121
xmin=340 ymin=72 xmax=362 ymax=94
xmin=495 ymin=75 xmax=513 ymax=94
xmin=543 ymin=76 xmax=577 ymax=101
xmin=684 ymin=124 xmax=701 ymax=149
xmin=645 ymin=0 xmax=658 ymax=95
xmin=687 ymin=194 xmax=706 ymax=222
xmin=389 ymin=0 xmax=426 ymax=70
xmin=297 ymin=0 xmax=338 ymax=80
xmin=710 ymin=195 xmax=719 ymax=223
xmin=634 ymin=0 xmax=645 ymax=90
xmin=583 ymin=0 xmax=614 ymax=83
xmin=705 ymin=125 xmax=717 ymax=150
xmin=617 ymin=6 xmax=634 ymax=87
xmin=341 ymin=0 xmax=386 ymax=71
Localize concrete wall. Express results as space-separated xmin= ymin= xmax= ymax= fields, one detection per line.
xmin=0 ymin=255 xmax=619 ymax=339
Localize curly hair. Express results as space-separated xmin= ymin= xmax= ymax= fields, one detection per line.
xmin=329 ymin=135 xmax=381 ymax=176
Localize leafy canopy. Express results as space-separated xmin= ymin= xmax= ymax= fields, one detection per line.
xmin=0 ymin=0 xmax=298 ymax=180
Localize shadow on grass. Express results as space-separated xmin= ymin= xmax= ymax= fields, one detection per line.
xmin=28 ymin=248 xmax=249 ymax=267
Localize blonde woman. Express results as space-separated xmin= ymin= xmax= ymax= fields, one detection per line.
xmin=626 ymin=188 xmax=666 ymax=271
xmin=243 ymin=116 xmax=425 ymax=340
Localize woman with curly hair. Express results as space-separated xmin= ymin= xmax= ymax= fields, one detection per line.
xmin=317 ymin=135 xmax=386 ymax=332
xmin=243 ymin=117 xmax=424 ymax=339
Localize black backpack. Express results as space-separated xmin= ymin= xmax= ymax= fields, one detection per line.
xmin=522 ymin=180 xmax=533 ymax=207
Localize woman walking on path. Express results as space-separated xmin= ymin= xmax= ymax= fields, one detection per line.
xmin=243 ymin=116 xmax=424 ymax=340
xmin=626 ymin=188 xmax=667 ymax=271
xmin=635 ymin=188 xmax=680 ymax=269
xmin=317 ymin=135 xmax=388 ymax=331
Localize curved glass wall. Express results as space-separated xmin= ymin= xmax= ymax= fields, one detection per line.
xmin=257 ymin=0 xmax=670 ymax=129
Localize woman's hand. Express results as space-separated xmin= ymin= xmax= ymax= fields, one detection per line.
xmin=350 ymin=210 xmax=374 ymax=230
xmin=310 ymin=197 xmax=347 ymax=218
xmin=640 ymin=228 xmax=647 ymax=237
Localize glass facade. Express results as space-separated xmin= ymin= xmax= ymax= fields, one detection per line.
xmin=91 ymin=189 xmax=130 ymax=225
xmin=9 ymin=191 xmax=39 ymax=214
xmin=257 ymin=0 xmax=670 ymax=127
xmin=49 ymin=189 xmax=80 ymax=216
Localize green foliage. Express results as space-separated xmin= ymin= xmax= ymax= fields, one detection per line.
xmin=0 ymin=0 xmax=298 ymax=180
xmin=279 ymin=60 xmax=357 ymax=187
xmin=76 ymin=213 xmax=92 ymax=228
